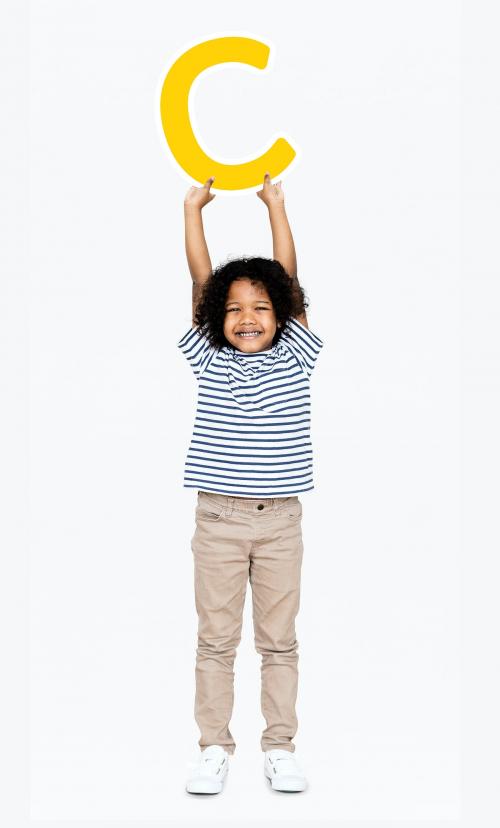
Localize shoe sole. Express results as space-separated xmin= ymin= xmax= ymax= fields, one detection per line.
xmin=186 ymin=767 xmax=228 ymax=794
xmin=264 ymin=767 xmax=307 ymax=792
xmin=186 ymin=778 xmax=224 ymax=794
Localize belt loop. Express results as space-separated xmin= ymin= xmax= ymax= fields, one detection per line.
xmin=272 ymin=497 xmax=278 ymax=514
xmin=225 ymin=496 xmax=235 ymax=517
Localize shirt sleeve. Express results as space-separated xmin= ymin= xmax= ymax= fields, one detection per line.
xmin=177 ymin=325 xmax=218 ymax=379
xmin=281 ymin=317 xmax=324 ymax=377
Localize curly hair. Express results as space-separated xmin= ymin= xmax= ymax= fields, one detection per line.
xmin=192 ymin=256 xmax=309 ymax=350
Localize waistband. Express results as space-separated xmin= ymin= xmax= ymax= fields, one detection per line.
xmin=197 ymin=489 xmax=298 ymax=515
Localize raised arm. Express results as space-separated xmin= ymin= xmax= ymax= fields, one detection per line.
xmin=184 ymin=176 xmax=216 ymax=326
xmin=260 ymin=174 xmax=297 ymax=278
xmin=256 ymin=173 xmax=307 ymax=327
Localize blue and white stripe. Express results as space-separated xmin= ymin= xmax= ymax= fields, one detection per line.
xmin=177 ymin=316 xmax=323 ymax=497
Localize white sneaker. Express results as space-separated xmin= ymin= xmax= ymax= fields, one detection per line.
xmin=264 ymin=748 xmax=308 ymax=792
xmin=186 ymin=745 xmax=230 ymax=794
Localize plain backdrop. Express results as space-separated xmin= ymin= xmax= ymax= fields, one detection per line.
xmin=2 ymin=0 xmax=499 ymax=826
xmin=26 ymin=0 xmax=461 ymax=822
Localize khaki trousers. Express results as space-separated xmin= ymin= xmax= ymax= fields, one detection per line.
xmin=190 ymin=489 xmax=304 ymax=755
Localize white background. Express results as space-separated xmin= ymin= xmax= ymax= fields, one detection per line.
xmin=1 ymin=0 xmax=500 ymax=826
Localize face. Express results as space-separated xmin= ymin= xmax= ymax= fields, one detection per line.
xmin=223 ymin=278 xmax=279 ymax=352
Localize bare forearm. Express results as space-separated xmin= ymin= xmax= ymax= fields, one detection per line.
xmin=184 ymin=205 xmax=212 ymax=282
xmin=268 ymin=203 xmax=297 ymax=279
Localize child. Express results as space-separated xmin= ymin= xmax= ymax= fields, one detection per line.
xmin=178 ymin=173 xmax=323 ymax=794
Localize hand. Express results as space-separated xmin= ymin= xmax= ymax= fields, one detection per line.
xmin=184 ymin=176 xmax=216 ymax=210
xmin=256 ymin=172 xmax=284 ymax=208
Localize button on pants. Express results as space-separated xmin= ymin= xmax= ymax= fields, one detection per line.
xmin=190 ymin=490 xmax=304 ymax=755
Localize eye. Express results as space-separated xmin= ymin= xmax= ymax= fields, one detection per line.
xmin=225 ymin=306 xmax=270 ymax=312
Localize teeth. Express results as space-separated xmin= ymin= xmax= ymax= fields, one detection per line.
xmin=237 ymin=331 xmax=261 ymax=337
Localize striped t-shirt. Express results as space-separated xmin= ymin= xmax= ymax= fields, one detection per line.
xmin=177 ymin=316 xmax=324 ymax=498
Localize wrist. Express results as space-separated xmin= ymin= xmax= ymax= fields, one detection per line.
xmin=184 ymin=203 xmax=202 ymax=215
xmin=267 ymin=201 xmax=286 ymax=213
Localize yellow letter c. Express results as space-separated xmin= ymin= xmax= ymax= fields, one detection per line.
xmin=159 ymin=37 xmax=296 ymax=191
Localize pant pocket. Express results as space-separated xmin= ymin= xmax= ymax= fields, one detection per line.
xmin=277 ymin=498 xmax=302 ymax=520
xmin=195 ymin=503 xmax=225 ymax=522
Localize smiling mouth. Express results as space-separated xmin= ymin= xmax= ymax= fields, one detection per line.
xmin=236 ymin=331 xmax=262 ymax=338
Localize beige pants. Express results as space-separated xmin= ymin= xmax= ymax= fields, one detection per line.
xmin=190 ymin=489 xmax=304 ymax=755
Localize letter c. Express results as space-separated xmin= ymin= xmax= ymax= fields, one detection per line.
xmin=159 ymin=37 xmax=296 ymax=190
